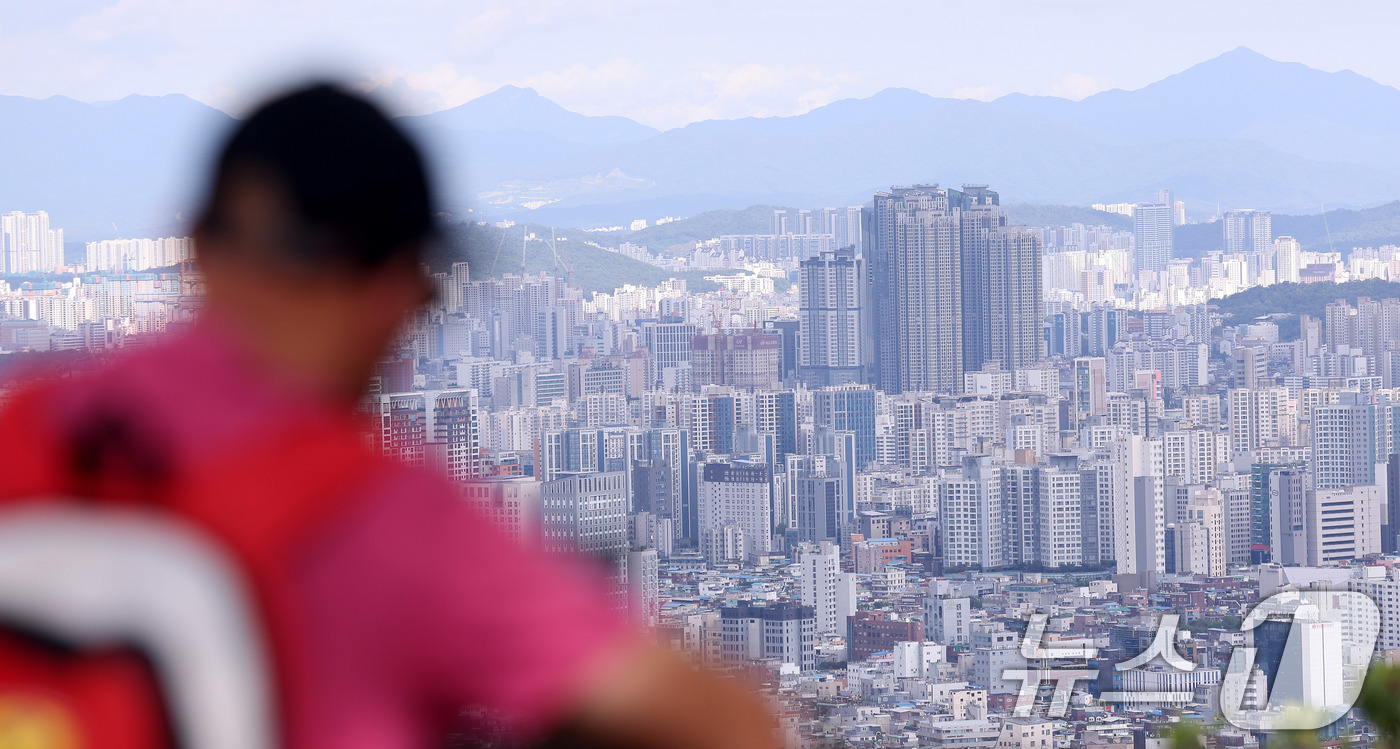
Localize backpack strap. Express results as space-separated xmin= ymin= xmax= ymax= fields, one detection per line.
xmin=180 ymin=414 xmax=391 ymax=741
xmin=0 ymin=382 xmax=390 ymax=747
xmin=0 ymin=502 xmax=276 ymax=749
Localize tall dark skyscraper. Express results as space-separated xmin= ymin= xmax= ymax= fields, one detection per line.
xmin=1387 ymin=454 xmax=1400 ymax=555
xmin=813 ymin=385 xmax=877 ymax=469
xmin=798 ymin=246 xmax=868 ymax=387
xmin=955 ymin=185 xmax=1044 ymax=376
xmin=1133 ymin=200 xmax=1174 ymax=274
xmin=868 ymin=184 xmax=1043 ymax=395
xmin=869 ymin=186 xmax=963 ymax=394
xmin=756 ymin=390 xmax=798 ymax=463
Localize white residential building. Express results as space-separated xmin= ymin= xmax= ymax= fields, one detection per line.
xmin=1305 ymin=485 xmax=1383 ymax=564
xmin=85 ymin=236 xmax=194 ymax=272
xmin=925 ymin=595 xmax=971 ymax=646
xmin=698 ymin=460 xmax=772 ymax=562
xmin=1 ymin=211 xmax=64 ymax=274
xmin=799 ymin=541 xmax=855 ymax=634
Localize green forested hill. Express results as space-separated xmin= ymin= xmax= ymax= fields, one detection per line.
xmin=436 ymin=220 xmax=720 ymax=294
xmin=1175 ymin=201 xmax=1400 ymax=259
xmin=1213 ymin=279 xmax=1400 ymax=340
xmin=1004 ymin=204 xmax=1133 ymax=230
xmin=620 ymin=205 xmax=791 ymax=255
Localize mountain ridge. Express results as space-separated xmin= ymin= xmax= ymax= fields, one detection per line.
xmin=401 ymin=84 xmax=659 ymax=145
xmin=5 ymin=48 xmax=1400 ymax=239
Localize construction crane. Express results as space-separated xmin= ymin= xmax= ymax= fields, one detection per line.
xmin=486 ymin=230 xmax=507 ymax=277
xmin=544 ymin=227 xmax=573 ymax=285
xmin=505 ymin=225 xmax=573 ymax=283
xmin=1321 ymin=202 xmax=1336 ymax=254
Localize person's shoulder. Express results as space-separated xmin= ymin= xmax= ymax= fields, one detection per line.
xmin=296 ymin=463 xmax=530 ymax=586
xmin=0 ymin=345 xmax=148 ymax=443
xmin=325 ymin=461 xmax=484 ymax=535
xmin=2 ymin=333 xmax=192 ymax=412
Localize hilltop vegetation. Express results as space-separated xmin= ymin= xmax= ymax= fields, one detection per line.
xmin=594 ymin=199 xmax=1400 ymax=260
xmin=1175 ymin=201 xmax=1400 ymax=259
xmin=1213 ymin=279 xmax=1400 ymax=340
xmin=1003 ymin=204 xmax=1132 ymax=231
xmin=438 ymin=221 xmax=720 ymax=294
xmin=576 ymin=202 xmax=1132 ymax=256
xmin=618 ymin=205 xmax=797 ymax=255
xmin=1276 ymin=200 xmax=1400 ymax=251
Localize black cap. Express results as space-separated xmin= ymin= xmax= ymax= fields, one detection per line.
xmin=198 ymin=83 xmax=435 ymax=270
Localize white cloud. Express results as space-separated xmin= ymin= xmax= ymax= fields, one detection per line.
xmin=587 ymin=64 xmax=857 ymax=128
xmin=519 ymin=59 xmax=648 ymax=109
xmin=8 ymin=0 xmax=1397 ymax=130
xmin=357 ymin=62 xmax=494 ymax=116
xmin=951 ymin=84 xmax=1006 ymax=101
xmin=796 ymin=83 xmax=846 ymax=112
xmin=608 ymin=64 xmax=857 ymax=128
xmin=353 ymin=58 xmax=859 ymax=130
xmin=357 ymin=58 xmax=652 ymax=119
xmin=1047 ymin=73 xmax=1112 ymax=100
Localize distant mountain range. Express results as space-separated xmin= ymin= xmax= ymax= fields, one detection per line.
xmin=0 ymin=93 xmax=234 ymax=241
xmin=404 ymin=84 xmax=659 ymax=147
xmin=6 ymin=47 xmax=1400 ymax=240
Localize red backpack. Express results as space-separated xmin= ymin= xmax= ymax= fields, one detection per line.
xmin=0 ymin=380 xmax=380 ymax=749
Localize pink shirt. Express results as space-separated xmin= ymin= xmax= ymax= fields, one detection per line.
xmin=35 ymin=322 xmax=629 ymax=748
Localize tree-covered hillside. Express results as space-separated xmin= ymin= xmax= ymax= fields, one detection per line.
xmin=1213 ymin=279 xmax=1400 ymax=340
xmin=437 ymin=221 xmax=720 ymax=294
xmin=619 ymin=205 xmax=796 ymax=255
xmin=1003 ymin=204 xmax=1132 ymax=231
xmin=585 ymin=202 xmax=1132 ymax=256
xmin=1174 ymin=201 xmax=1400 ymax=259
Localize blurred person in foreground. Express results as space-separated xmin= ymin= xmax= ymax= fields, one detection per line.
xmin=0 ymin=85 xmax=780 ymax=749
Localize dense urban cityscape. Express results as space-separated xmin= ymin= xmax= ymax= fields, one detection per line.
xmin=5 ymin=174 xmax=1400 ymax=746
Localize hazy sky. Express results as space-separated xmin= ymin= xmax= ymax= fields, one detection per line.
xmin=5 ymin=0 xmax=1400 ymax=130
